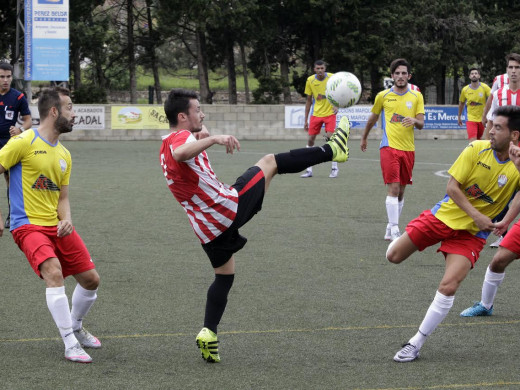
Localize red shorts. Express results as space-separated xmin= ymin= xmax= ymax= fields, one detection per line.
xmin=380 ymin=147 xmax=415 ymax=185
xmin=308 ymin=115 xmax=337 ymax=135
xmin=12 ymin=225 xmax=95 ymax=278
xmin=466 ymin=121 xmax=484 ymax=140
xmin=405 ymin=210 xmax=486 ymax=267
xmin=499 ymin=220 xmax=520 ymax=257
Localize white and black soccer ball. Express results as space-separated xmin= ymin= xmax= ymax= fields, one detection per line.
xmin=326 ymin=72 xmax=362 ymax=108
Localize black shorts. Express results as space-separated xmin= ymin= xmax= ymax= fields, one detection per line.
xmin=202 ymin=166 xmax=265 ymax=268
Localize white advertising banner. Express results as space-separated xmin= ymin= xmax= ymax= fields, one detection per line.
xmin=285 ymin=105 xmax=375 ymax=129
xmin=25 ymin=0 xmax=70 ymax=81
xmin=29 ymin=105 xmax=105 ymax=130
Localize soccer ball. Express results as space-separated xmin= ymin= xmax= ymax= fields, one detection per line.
xmin=326 ymin=72 xmax=362 ymax=108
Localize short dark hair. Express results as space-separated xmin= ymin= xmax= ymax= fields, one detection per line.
xmin=164 ymin=88 xmax=199 ymax=126
xmin=469 ymin=67 xmax=480 ymax=74
xmin=314 ymin=60 xmax=326 ymax=67
xmin=506 ymin=53 xmax=520 ymax=65
xmin=38 ymin=87 xmax=71 ymax=120
xmin=495 ymin=105 xmax=520 ymax=132
xmin=0 ymin=62 xmax=13 ymax=73
xmin=390 ymin=58 xmax=411 ymax=74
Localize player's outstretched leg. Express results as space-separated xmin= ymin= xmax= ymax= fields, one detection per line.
xmin=327 ymin=116 xmax=350 ymax=163
xmin=196 ymin=327 xmax=220 ymax=363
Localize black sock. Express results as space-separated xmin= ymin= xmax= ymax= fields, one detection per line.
xmin=204 ymin=274 xmax=235 ymax=333
xmin=274 ymin=144 xmax=333 ymax=174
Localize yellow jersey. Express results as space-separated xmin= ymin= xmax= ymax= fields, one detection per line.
xmin=459 ymin=83 xmax=491 ymax=122
xmin=0 ymin=129 xmax=72 ymax=230
xmin=372 ymin=87 xmax=425 ymax=151
xmin=431 ymin=141 xmax=520 ymax=238
xmin=304 ymin=73 xmax=335 ymax=117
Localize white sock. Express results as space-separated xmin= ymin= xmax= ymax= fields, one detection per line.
xmin=398 ymin=199 xmax=404 ymax=217
xmin=481 ymin=266 xmax=505 ymax=309
xmin=331 ymin=161 xmax=338 ymax=170
xmin=386 ymin=196 xmax=399 ymax=227
xmin=409 ymin=291 xmax=454 ymax=350
xmin=46 ymin=287 xmax=77 ymax=349
xmin=71 ymin=284 xmax=98 ymax=331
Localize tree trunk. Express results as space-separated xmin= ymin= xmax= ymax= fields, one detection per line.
xmin=239 ymin=40 xmax=250 ymax=104
xmin=279 ymin=46 xmax=292 ymax=104
xmin=71 ymin=44 xmax=82 ymax=90
xmin=226 ymin=38 xmax=237 ymax=105
xmin=436 ymin=65 xmax=446 ymax=104
xmin=452 ymin=65 xmax=459 ymax=105
xmin=127 ymin=0 xmax=137 ymax=104
xmin=145 ymin=0 xmax=162 ymax=103
xmin=369 ymin=65 xmax=381 ymax=102
xmin=196 ymin=28 xmax=212 ymax=104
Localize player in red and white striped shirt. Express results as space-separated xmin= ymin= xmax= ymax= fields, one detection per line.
xmin=486 ymin=54 xmax=520 ymax=133
xmin=483 ymin=64 xmax=511 ymax=127
xmin=160 ymin=88 xmax=350 ymax=363
xmin=484 ymin=53 xmax=520 ymax=247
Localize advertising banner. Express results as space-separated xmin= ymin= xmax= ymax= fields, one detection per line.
xmin=29 ymin=105 xmax=105 ymax=130
xmin=285 ymin=105 xmax=374 ymax=129
xmin=111 ymin=106 xmax=169 ymax=130
xmin=25 ymin=0 xmax=69 ymax=81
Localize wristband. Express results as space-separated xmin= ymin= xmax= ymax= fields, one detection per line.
xmin=19 ymin=127 xmax=25 ymax=132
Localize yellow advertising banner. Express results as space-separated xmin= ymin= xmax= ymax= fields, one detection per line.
xmin=111 ymin=106 xmax=169 ymax=129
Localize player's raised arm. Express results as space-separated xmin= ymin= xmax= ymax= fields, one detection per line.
xmin=173 ymin=135 xmax=240 ymax=162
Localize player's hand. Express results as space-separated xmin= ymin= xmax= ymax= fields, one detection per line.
xmin=509 ymin=142 xmax=520 ymax=170
xmin=57 ymin=220 xmax=73 ymax=237
xmin=9 ymin=126 xmax=22 ymax=137
xmin=304 ymin=122 xmax=309 ymax=131
xmin=360 ymin=139 xmax=367 ymax=152
xmin=457 ymin=118 xmax=463 ymax=127
xmin=473 ymin=213 xmax=495 ymax=232
xmin=493 ymin=220 xmax=509 ymax=237
xmin=194 ymin=125 xmax=210 ymax=140
xmin=215 ymin=135 xmax=240 ymax=154
xmin=401 ymin=117 xmax=415 ymax=127
xmin=0 ymin=220 xmax=3 ymax=237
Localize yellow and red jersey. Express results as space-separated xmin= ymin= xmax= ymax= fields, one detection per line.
xmin=304 ymin=73 xmax=335 ymax=117
xmin=431 ymin=141 xmax=520 ymax=237
xmin=459 ymin=83 xmax=491 ymax=122
xmin=372 ymin=87 xmax=425 ymax=151
xmin=0 ymin=129 xmax=71 ymax=230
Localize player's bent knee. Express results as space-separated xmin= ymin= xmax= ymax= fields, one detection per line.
xmin=386 ymin=239 xmax=400 ymax=263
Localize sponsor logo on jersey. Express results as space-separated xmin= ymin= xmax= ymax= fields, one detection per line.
xmin=469 ymin=102 xmax=483 ymax=106
xmin=465 ymin=183 xmax=494 ymax=204
xmin=34 ymin=150 xmax=47 ymax=155
xmin=477 ymin=161 xmax=491 ymax=170
xmin=32 ymin=175 xmax=60 ymax=191
xmin=390 ymin=113 xmax=405 ymax=123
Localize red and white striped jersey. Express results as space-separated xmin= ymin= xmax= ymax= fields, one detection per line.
xmin=409 ymin=84 xmax=420 ymax=92
xmin=491 ymin=73 xmax=509 ymax=94
xmin=160 ymin=130 xmax=238 ymax=244
xmin=487 ymin=86 xmax=520 ymax=121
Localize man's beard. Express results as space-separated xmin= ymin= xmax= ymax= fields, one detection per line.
xmin=56 ymin=115 xmax=73 ymax=134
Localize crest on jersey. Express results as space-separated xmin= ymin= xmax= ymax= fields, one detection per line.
xmin=498 ymin=175 xmax=507 ymax=188
xmin=59 ymin=159 xmax=67 ymax=172
xmin=406 ymin=101 xmax=412 ymax=110
xmin=479 ymin=92 xmax=483 ymax=97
